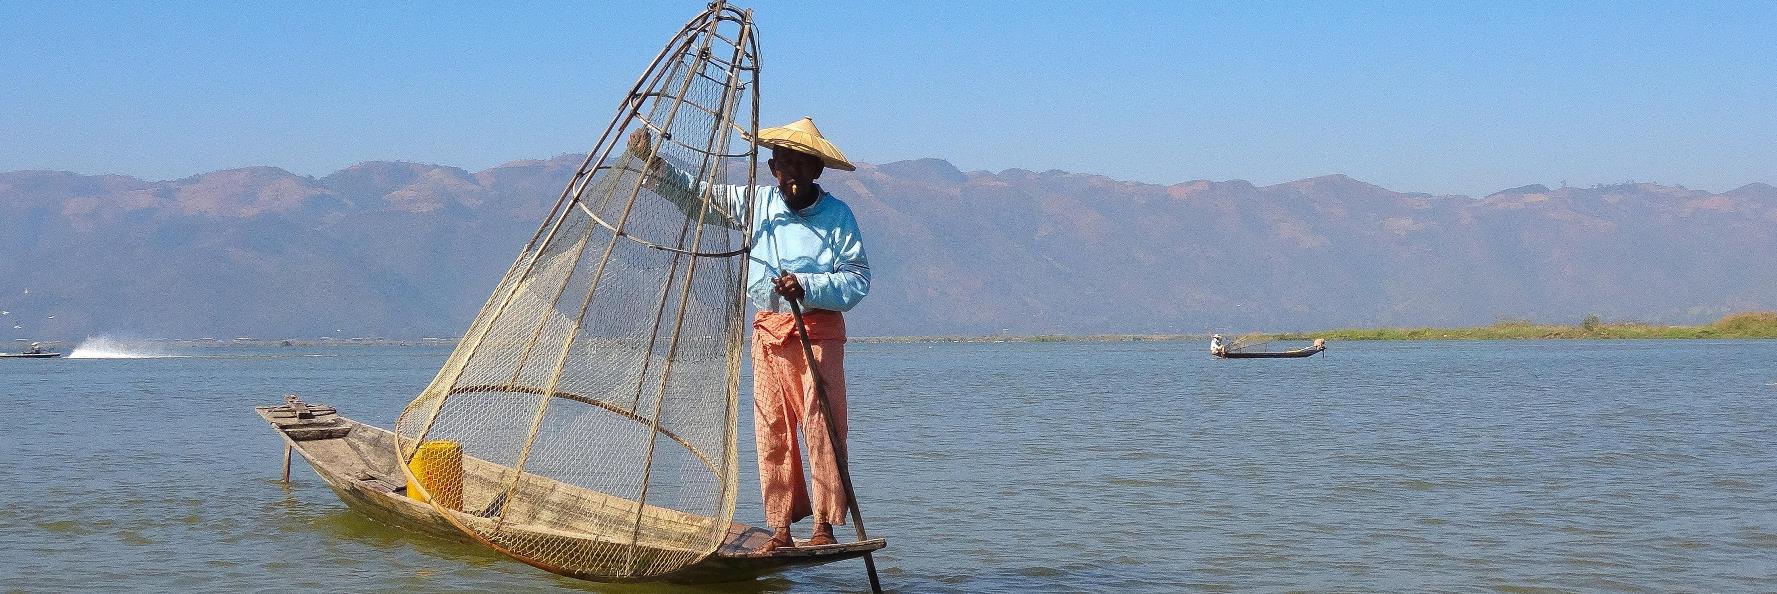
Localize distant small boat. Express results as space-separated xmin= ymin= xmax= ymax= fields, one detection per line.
xmin=1214 ymin=338 xmax=1326 ymax=359
xmin=1 ymin=352 xmax=62 ymax=359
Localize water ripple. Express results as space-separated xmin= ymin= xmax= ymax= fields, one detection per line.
xmin=2 ymin=341 xmax=1775 ymax=592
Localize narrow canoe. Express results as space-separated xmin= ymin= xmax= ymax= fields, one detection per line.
xmin=1215 ymin=346 xmax=1325 ymax=359
xmin=0 ymin=352 xmax=62 ymax=358
xmin=256 ymin=401 xmax=884 ymax=583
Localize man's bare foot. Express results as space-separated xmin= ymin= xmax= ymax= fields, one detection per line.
xmin=807 ymin=522 xmax=838 ymax=546
xmin=755 ymin=526 xmax=794 ymax=554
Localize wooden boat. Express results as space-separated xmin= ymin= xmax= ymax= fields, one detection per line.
xmin=0 ymin=352 xmax=61 ymax=358
xmin=257 ymin=397 xmax=883 ymax=583
xmin=1216 ymin=345 xmax=1325 ymax=358
xmin=1215 ymin=338 xmax=1326 ymax=359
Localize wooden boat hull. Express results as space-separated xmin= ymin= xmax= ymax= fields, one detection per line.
xmin=1216 ymin=346 xmax=1324 ymax=359
xmin=256 ymin=405 xmax=883 ymax=583
xmin=1 ymin=352 xmax=62 ymax=358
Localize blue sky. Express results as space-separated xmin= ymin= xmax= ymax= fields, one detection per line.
xmin=2 ymin=1 xmax=1772 ymax=196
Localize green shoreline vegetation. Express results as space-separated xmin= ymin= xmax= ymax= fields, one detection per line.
xmin=1274 ymin=311 xmax=1777 ymax=341
xmin=858 ymin=311 xmax=1777 ymax=343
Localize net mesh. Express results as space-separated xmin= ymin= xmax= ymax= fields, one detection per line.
xmin=392 ymin=4 xmax=758 ymax=580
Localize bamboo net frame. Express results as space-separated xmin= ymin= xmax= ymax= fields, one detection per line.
xmin=391 ymin=2 xmax=760 ymax=581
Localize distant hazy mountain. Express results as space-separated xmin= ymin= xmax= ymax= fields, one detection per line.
xmin=4 ymin=157 xmax=1774 ymax=340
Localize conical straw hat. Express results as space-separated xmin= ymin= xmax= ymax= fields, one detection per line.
xmin=749 ymin=117 xmax=855 ymax=171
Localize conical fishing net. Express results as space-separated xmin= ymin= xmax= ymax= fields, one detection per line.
xmin=393 ymin=3 xmax=759 ymax=581
xmin=1227 ymin=332 xmax=1273 ymax=352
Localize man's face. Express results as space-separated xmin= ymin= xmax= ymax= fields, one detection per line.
xmin=767 ymin=147 xmax=824 ymax=196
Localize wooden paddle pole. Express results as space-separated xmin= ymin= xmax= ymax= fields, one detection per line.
xmin=785 ymin=297 xmax=883 ymax=594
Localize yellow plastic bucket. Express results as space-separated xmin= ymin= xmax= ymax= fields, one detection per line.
xmin=406 ymin=440 xmax=464 ymax=511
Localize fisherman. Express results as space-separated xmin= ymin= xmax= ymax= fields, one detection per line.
xmin=629 ymin=117 xmax=870 ymax=553
xmin=1209 ymin=334 xmax=1225 ymax=356
xmin=25 ymin=342 xmax=42 ymax=355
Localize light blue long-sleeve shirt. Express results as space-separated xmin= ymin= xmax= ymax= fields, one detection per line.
xmin=655 ymin=168 xmax=871 ymax=313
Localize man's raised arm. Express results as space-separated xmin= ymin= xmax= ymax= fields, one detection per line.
xmin=627 ymin=130 xmax=746 ymax=229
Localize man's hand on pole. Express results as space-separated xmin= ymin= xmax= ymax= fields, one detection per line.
xmin=772 ymin=272 xmax=805 ymax=301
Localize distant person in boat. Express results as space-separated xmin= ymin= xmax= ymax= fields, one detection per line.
xmin=1312 ymin=338 xmax=1326 ymax=350
xmin=1209 ymin=334 xmax=1225 ymax=356
xmin=630 ymin=117 xmax=870 ymax=553
xmin=25 ymin=342 xmax=42 ymax=355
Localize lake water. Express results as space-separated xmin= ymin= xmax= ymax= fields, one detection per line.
xmin=2 ymin=340 xmax=1774 ymax=593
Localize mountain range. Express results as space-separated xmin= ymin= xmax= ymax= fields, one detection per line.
xmin=4 ymin=156 xmax=1775 ymax=340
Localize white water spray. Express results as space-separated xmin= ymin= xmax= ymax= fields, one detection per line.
xmin=67 ymin=336 xmax=181 ymax=359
